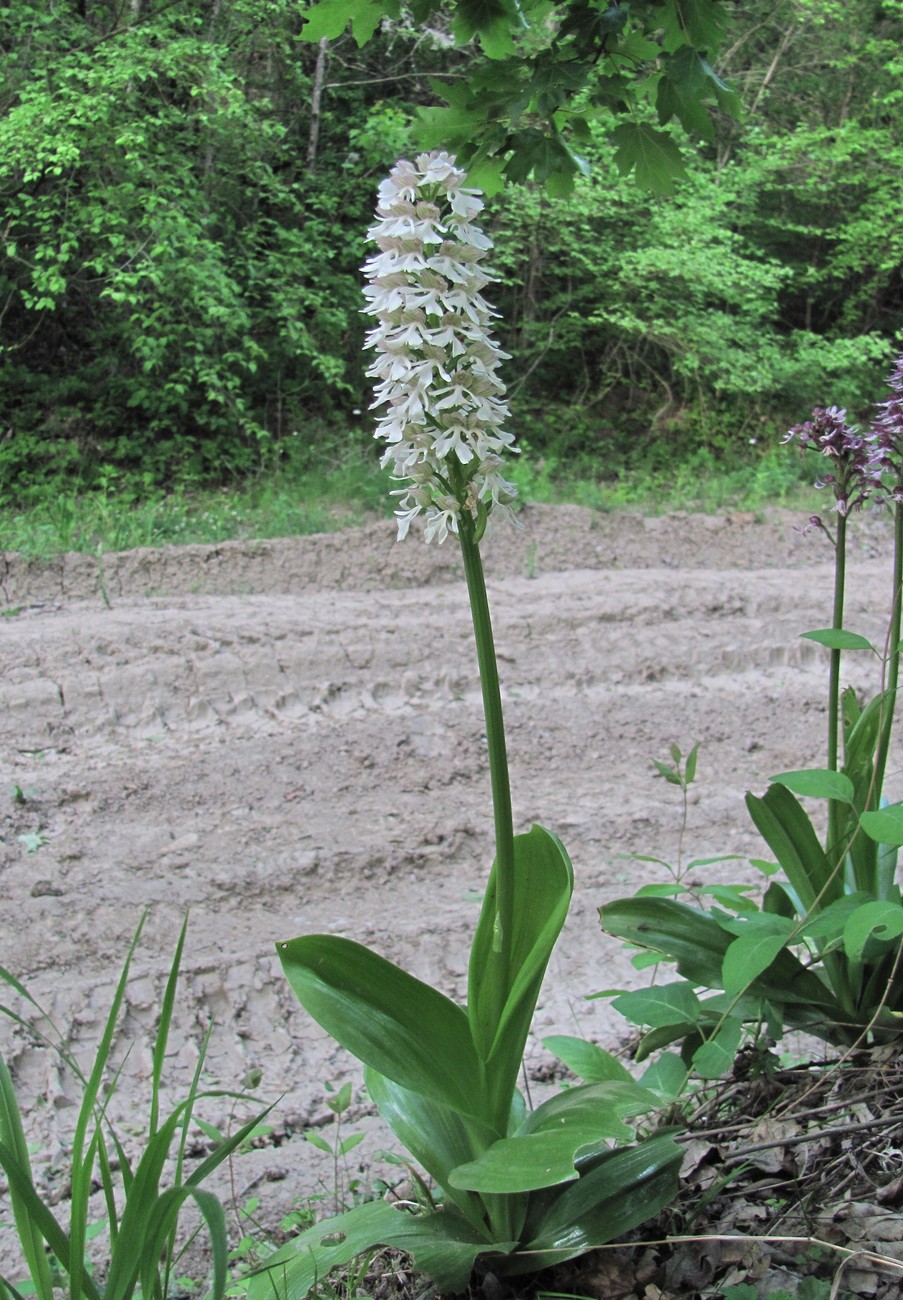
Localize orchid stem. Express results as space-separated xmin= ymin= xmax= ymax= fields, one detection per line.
xmin=458 ymin=514 xmax=515 ymax=982
xmin=874 ymin=500 xmax=903 ymax=803
xmin=827 ymin=511 xmax=847 ymax=857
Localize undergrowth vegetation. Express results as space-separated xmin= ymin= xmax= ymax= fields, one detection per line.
xmin=0 ymin=443 xmax=817 ymax=561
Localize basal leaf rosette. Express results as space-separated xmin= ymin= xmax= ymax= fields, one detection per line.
xmin=362 ymin=151 xmax=518 ymax=544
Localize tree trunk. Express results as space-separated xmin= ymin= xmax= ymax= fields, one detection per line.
xmin=307 ymin=38 xmax=329 ymax=174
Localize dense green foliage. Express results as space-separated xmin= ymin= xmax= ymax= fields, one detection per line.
xmin=1 ymin=0 xmax=901 ymax=501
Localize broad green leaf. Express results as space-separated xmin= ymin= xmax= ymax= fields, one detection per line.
xmin=716 ymin=912 xmax=795 ymax=940
xmin=246 ymin=1199 xmax=506 ymax=1300
xmin=416 ymin=105 xmax=482 ymax=151
xmin=449 ymin=1076 xmax=657 ymax=1196
xmin=802 ymin=629 xmax=875 ymax=652
xmin=364 ymin=1068 xmax=493 ymax=1234
xmin=468 ymin=825 xmax=573 ymax=1126
xmin=657 ymin=48 xmax=715 ymax=141
xmin=659 ymin=0 xmax=728 ymax=51
xmin=449 ymin=1134 xmax=587 ymax=1193
xmin=861 ymin=803 xmax=903 ymax=847
xmin=301 ymin=0 xmax=398 ymax=43
xmin=465 ymin=155 xmax=507 ymax=195
xmin=477 ymin=15 xmax=515 ymax=58
xmin=602 ymin=897 xmax=835 ymax=1011
xmin=843 ymin=900 xmax=903 ymax=963
xmin=801 ymin=894 xmax=869 ymax=943
xmin=634 ymin=1020 xmax=701 ymax=1062
xmin=612 ymin=981 xmax=700 ymax=1029
xmin=542 ymin=1035 xmax=634 ymax=1084
xmin=611 ymin=122 xmax=688 ymax=195
xmin=449 ymin=1082 xmax=654 ymax=1193
xmin=519 ymin=1133 xmax=682 ymax=1266
xmin=770 ymin=769 xmax=854 ymax=803
xmin=746 ymin=784 xmax=839 ymax=910
xmin=699 ymin=884 xmax=758 ymax=912
xmin=692 ymin=1016 xmax=743 ymax=1079
xmin=601 ymin=898 xmax=731 ymax=987
xmin=640 ymin=1052 xmax=688 ymax=1100
xmin=722 ymin=930 xmax=792 ymax=997
xmin=278 ymin=935 xmax=486 ymax=1121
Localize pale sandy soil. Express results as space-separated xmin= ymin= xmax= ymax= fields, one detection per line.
xmin=1 ymin=504 xmax=899 ymax=1277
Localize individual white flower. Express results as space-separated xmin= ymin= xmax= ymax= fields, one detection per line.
xmin=362 ymin=151 xmax=519 ymax=544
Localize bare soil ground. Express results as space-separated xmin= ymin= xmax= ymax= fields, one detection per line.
xmin=1 ymin=504 xmax=900 ymax=1286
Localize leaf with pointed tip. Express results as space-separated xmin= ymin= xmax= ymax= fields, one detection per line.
xmin=278 ymin=935 xmax=486 ymax=1122
xmin=246 ymin=1199 xmax=508 ymax=1300
xmin=770 ymin=769 xmax=854 ymax=803
xmin=611 ymin=122 xmax=688 ymax=195
xmin=692 ymin=1016 xmax=743 ymax=1079
xmin=861 ymin=803 xmax=903 ymax=848
xmin=448 ymin=1082 xmax=654 ymax=1193
xmin=802 ymin=628 xmax=875 ymax=652
xmin=843 ymin=900 xmax=903 ymax=963
xmin=612 ymin=982 xmax=700 ymax=1029
xmin=640 ymin=1052 xmax=688 ymax=1100
xmin=722 ymin=928 xmax=793 ymax=998
xmin=543 ymin=1035 xmax=634 ymax=1084
xmin=517 ymin=1133 xmax=682 ymax=1270
xmin=746 ymin=784 xmax=839 ymax=910
xmin=468 ymin=825 xmax=573 ymax=1126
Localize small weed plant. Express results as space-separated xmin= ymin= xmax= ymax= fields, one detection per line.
xmin=599 ymin=370 xmax=903 ymax=1077
xmin=0 ymin=915 xmax=270 ymax=1300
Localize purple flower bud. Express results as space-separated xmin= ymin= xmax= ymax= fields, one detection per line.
xmin=868 ymin=352 xmax=903 ymax=495
xmin=786 ymin=405 xmax=873 ymax=516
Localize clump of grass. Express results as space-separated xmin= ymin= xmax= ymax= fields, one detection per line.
xmin=509 ymin=443 xmax=821 ymax=515
xmin=1 ymin=440 xmax=820 ymax=561
xmin=0 ymin=448 xmax=393 ymax=560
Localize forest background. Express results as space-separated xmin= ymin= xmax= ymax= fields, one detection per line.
xmin=1 ymin=0 xmax=902 ymax=524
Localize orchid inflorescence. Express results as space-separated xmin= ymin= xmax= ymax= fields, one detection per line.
xmin=783 ymin=404 xmax=873 ymax=516
xmin=362 ymin=151 xmax=519 ymax=544
xmin=785 ymin=352 xmax=903 ymax=516
xmin=869 ymin=352 xmax=903 ymax=504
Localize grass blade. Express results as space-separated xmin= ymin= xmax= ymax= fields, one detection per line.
xmin=69 ymin=914 xmax=146 ymax=1300
xmin=151 ymin=915 xmax=188 ymax=1138
xmin=0 ymin=1139 xmax=101 ymax=1300
xmin=0 ymin=1059 xmax=55 ymax=1300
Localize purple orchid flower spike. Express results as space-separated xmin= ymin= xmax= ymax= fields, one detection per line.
xmin=785 ymin=404 xmax=874 ymax=516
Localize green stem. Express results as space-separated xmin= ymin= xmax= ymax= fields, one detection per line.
xmin=874 ymin=500 xmax=903 ymax=804
xmin=458 ymin=512 xmax=515 ymax=981
xmin=827 ymin=511 xmax=847 ymax=856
